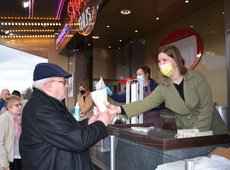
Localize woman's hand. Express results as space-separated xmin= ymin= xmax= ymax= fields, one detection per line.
xmin=107 ymin=104 xmax=121 ymax=115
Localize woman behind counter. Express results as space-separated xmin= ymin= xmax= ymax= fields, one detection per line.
xmin=0 ymin=95 xmax=23 ymax=170
xmin=77 ymin=81 xmax=94 ymax=118
xmin=107 ymin=45 xmax=229 ymax=135
xmin=106 ymin=65 xmax=165 ymax=128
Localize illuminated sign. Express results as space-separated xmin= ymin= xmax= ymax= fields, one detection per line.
xmin=68 ymin=0 xmax=101 ymax=36
xmin=56 ymin=0 xmax=102 ymax=51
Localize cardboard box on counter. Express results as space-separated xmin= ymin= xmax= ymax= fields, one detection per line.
xmin=207 ymin=147 xmax=230 ymax=160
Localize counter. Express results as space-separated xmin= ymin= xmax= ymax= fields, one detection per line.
xmin=90 ymin=124 xmax=230 ymax=170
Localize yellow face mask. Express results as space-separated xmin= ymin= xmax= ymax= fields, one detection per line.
xmin=159 ymin=61 xmax=175 ymax=77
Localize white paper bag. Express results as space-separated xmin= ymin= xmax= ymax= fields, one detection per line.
xmin=96 ymin=76 xmax=106 ymax=90
xmin=91 ymin=77 xmax=108 ymax=112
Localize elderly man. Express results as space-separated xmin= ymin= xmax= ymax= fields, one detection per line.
xmin=0 ymin=89 xmax=10 ymax=114
xmin=19 ymin=63 xmax=110 ymax=170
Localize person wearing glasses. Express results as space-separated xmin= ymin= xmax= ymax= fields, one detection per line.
xmin=0 ymin=95 xmax=22 ymax=170
xmin=77 ymin=81 xmax=94 ymax=118
xmin=1 ymin=90 xmax=22 ymax=114
xmin=19 ymin=63 xmax=110 ymax=170
xmin=107 ymin=45 xmax=230 ymax=135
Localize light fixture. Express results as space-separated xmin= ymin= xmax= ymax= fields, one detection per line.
xmin=120 ymin=9 xmax=131 ymax=15
xmin=1 ymin=34 xmax=55 ymax=39
xmin=0 ymin=17 xmax=58 ymax=20
xmin=135 ymin=30 xmax=138 ymax=33
xmin=23 ymin=1 xmax=29 ymax=8
xmin=156 ymin=17 xmax=159 ymax=20
xmin=185 ymin=0 xmax=189 ymax=3
xmin=0 ymin=22 xmax=61 ymax=26
xmin=92 ymin=35 xmax=99 ymax=39
xmin=107 ymin=25 xmax=110 ymax=28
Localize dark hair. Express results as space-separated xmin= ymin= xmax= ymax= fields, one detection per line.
xmin=135 ymin=65 xmax=151 ymax=79
xmin=12 ymin=90 xmax=21 ymax=98
xmin=157 ymin=45 xmax=187 ymax=75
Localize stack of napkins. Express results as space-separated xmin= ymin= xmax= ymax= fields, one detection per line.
xmin=131 ymin=126 xmax=154 ymax=133
xmin=177 ymin=129 xmax=213 ymax=138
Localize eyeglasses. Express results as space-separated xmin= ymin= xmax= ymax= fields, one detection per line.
xmin=13 ymin=103 xmax=22 ymax=107
xmin=52 ymin=79 xmax=67 ymax=85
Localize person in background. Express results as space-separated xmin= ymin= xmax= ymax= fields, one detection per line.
xmin=19 ymin=63 xmax=110 ymax=170
xmin=107 ymin=45 xmax=230 ymax=135
xmin=1 ymin=90 xmax=22 ymax=114
xmin=0 ymin=95 xmax=23 ymax=170
xmin=0 ymin=89 xmax=10 ymax=114
xmin=1 ymin=90 xmax=22 ymax=113
xmin=114 ymin=87 xmax=126 ymax=106
xmin=11 ymin=90 xmax=21 ymax=98
xmin=106 ymin=65 xmax=165 ymax=128
xmin=77 ymin=81 xmax=94 ymax=118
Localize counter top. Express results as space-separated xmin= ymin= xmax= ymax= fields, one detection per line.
xmin=107 ymin=124 xmax=230 ymax=151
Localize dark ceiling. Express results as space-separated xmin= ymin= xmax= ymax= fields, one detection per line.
xmin=0 ymin=0 xmax=221 ymax=53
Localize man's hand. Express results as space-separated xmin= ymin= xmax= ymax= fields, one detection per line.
xmin=107 ymin=104 xmax=121 ymax=115
xmin=88 ymin=109 xmax=111 ymax=126
xmin=88 ymin=111 xmax=100 ymax=125
xmin=97 ymin=110 xmax=110 ymax=126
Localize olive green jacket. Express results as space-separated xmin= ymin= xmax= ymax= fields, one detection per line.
xmin=122 ymin=70 xmax=229 ymax=135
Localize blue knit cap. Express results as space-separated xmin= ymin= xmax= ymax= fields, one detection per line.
xmin=33 ymin=63 xmax=72 ymax=81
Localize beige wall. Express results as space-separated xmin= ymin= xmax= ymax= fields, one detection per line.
xmin=48 ymin=47 xmax=74 ymax=109
xmin=92 ymin=47 xmax=117 ymax=104
xmin=92 ymin=48 xmax=116 ymax=80
xmin=143 ymin=0 xmax=227 ymax=106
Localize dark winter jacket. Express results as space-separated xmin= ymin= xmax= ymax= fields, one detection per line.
xmin=19 ymin=88 xmax=108 ymax=170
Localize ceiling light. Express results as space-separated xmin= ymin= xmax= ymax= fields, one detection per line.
xmin=156 ymin=17 xmax=159 ymax=20
xmin=23 ymin=1 xmax=29 ymax=8
xmin=92 ymin=35 xmax=99 ymax=39
xmin=185 ymin=0 xmax=189 ymax=3
xmin=120 ymin=9 xmax=131 ymax=15
xmin=119 ymin=40 xmax=122 ymax=42
xmin=135 ymin=30 xmax=138 ymax=33
xmin=107 ymin=25 xmax=110 ymax=28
